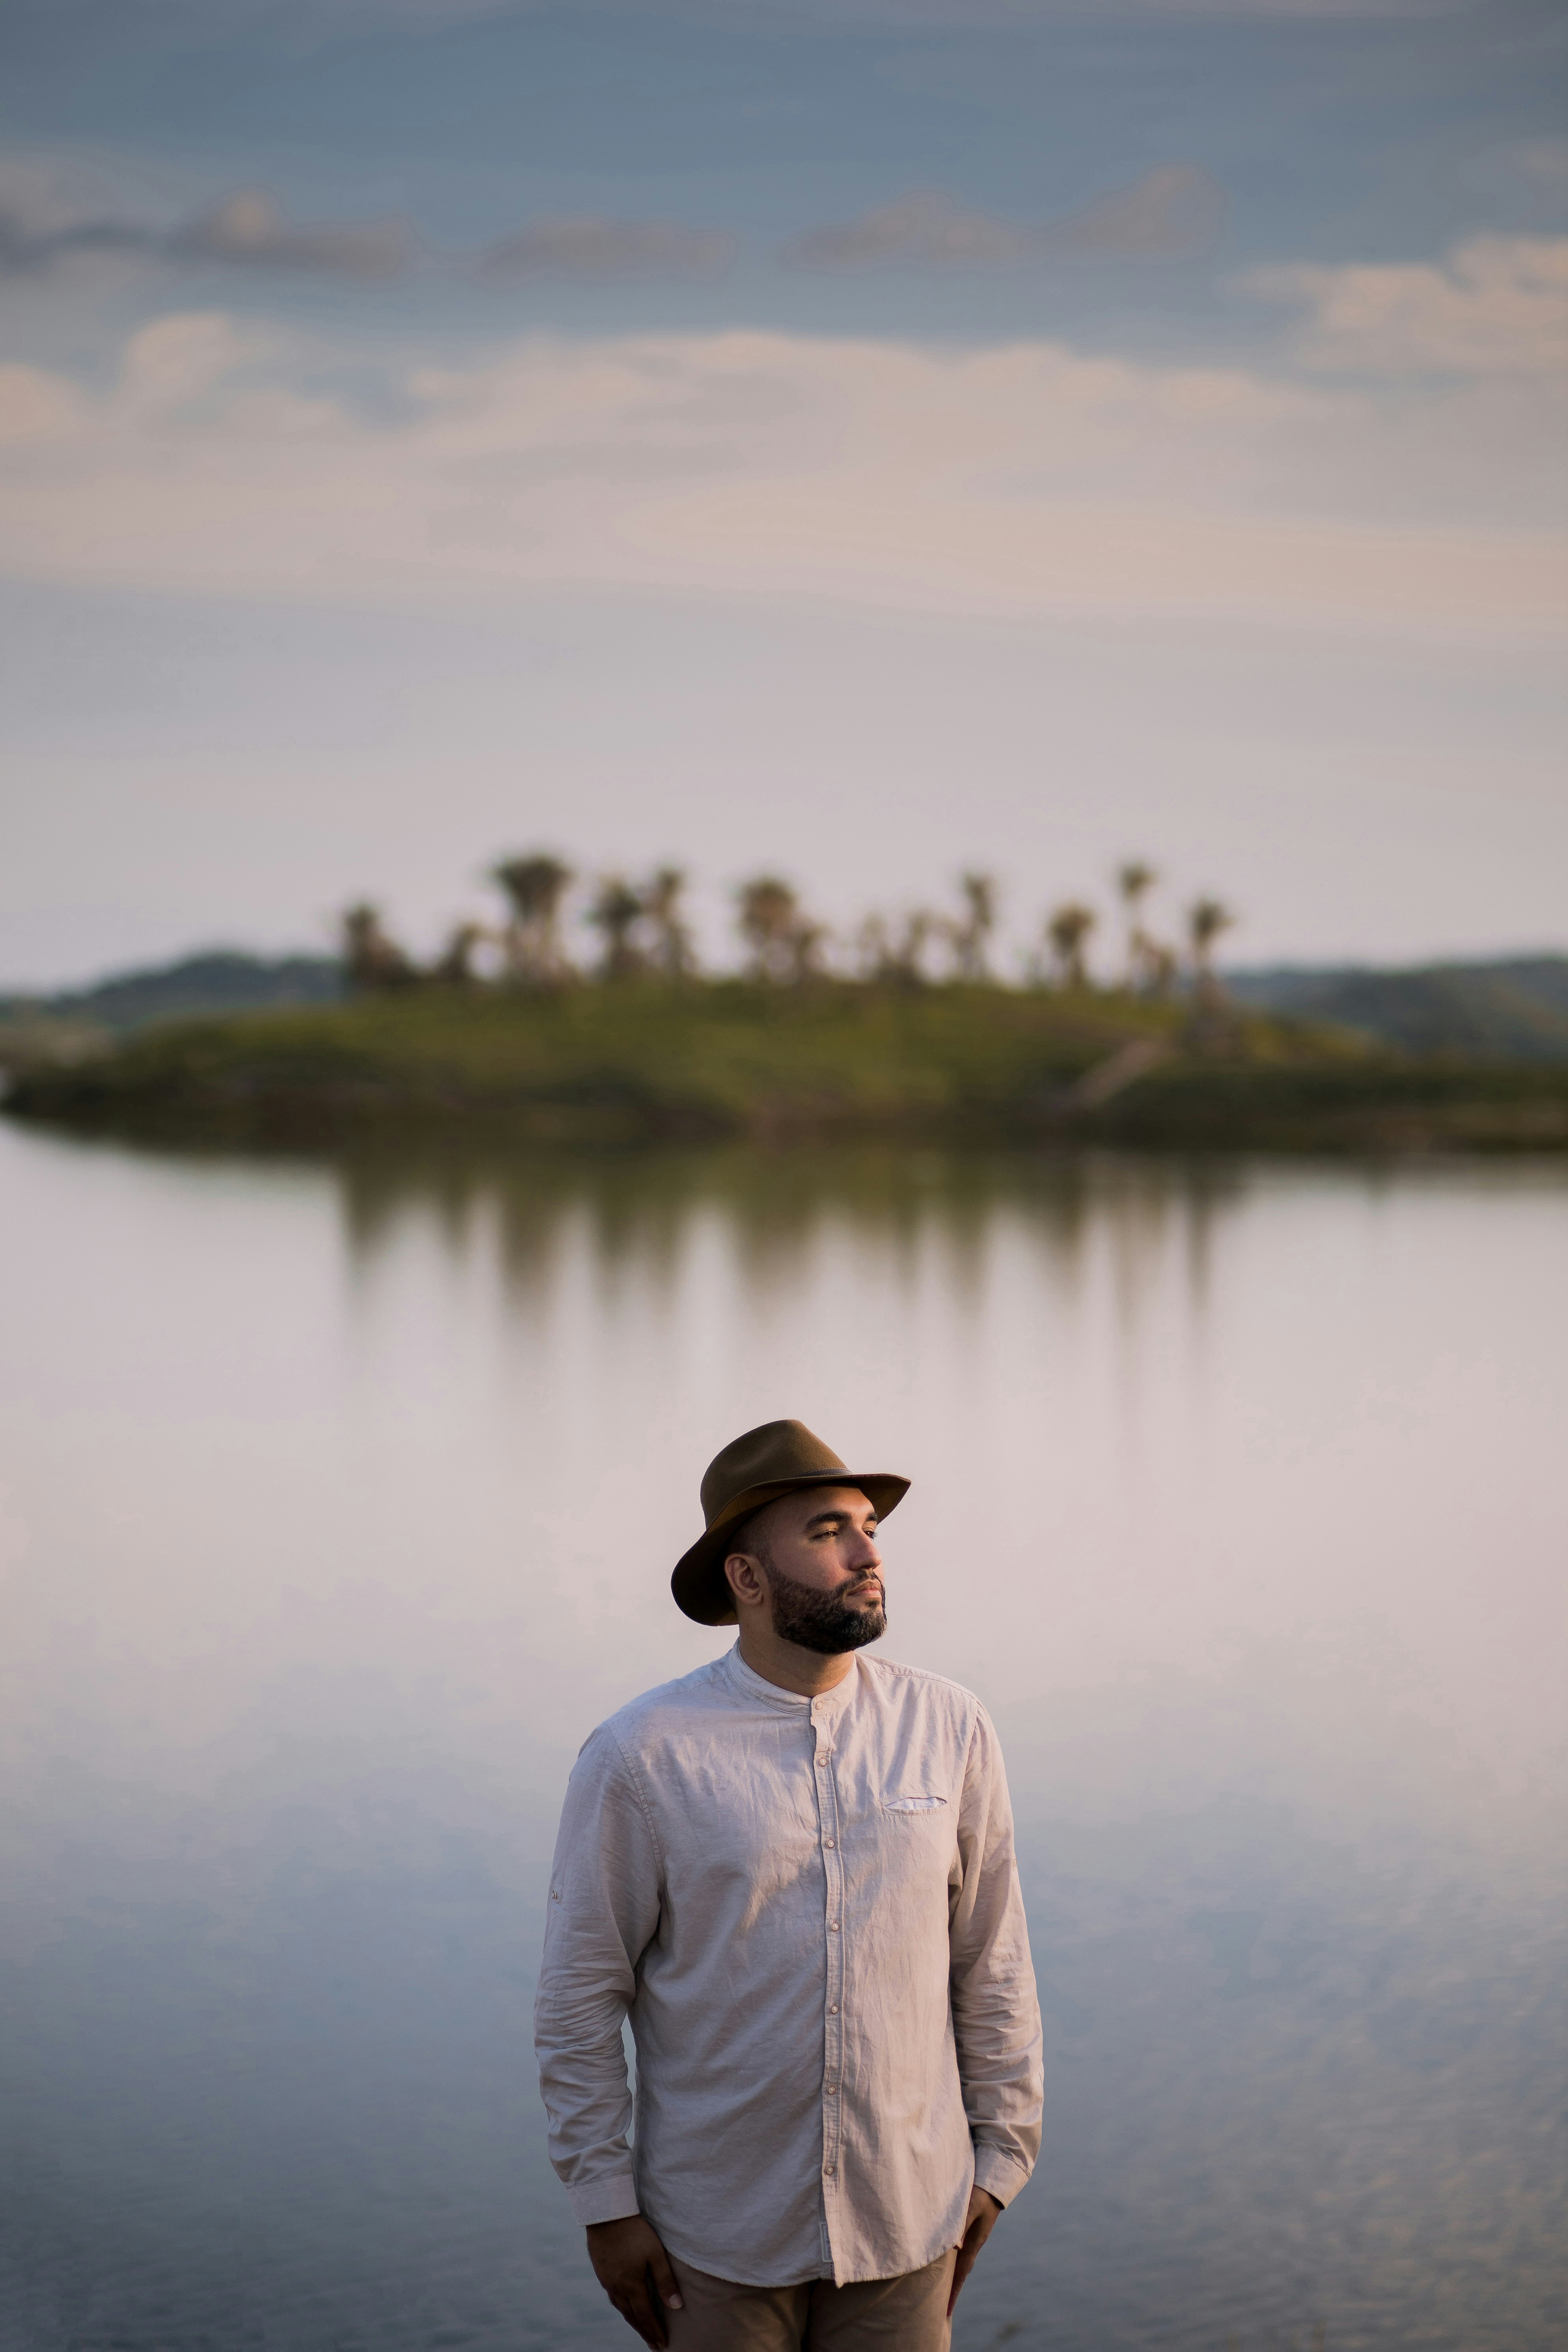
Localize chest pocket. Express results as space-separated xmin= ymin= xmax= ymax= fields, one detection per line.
xmin=883 ymin=1794 xmax=947 ymax=1814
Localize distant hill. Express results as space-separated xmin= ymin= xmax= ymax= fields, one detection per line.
xmin=5 ymin=948 xmax=1568 ymax=1075
xmin=1225 ymin=958 xmax=1568 ymax=1063
xmin=0 ymin=951 xmax=343 ymax=1038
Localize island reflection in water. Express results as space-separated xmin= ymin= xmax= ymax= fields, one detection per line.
xmin=0 ymin=1127 xmax=1564 ymax=2351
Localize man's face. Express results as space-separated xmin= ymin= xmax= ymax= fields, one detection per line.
xmin=740 ymin=1484 xmax=886 ymax=1655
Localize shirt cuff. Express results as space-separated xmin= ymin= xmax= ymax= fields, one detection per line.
xmin=972 ymin=2143 xmax=1032 ymax=2209
xmin=567 ymin=2171 xmax=642 ymax=2227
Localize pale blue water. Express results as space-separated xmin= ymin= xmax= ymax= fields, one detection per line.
xmin=0 ymin=1129 xmax=1564 ymax=2351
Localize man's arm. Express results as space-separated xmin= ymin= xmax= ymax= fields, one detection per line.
xmin=949 ymin=1705 xmax=1045 ymax=2214
xmin=534 ymin=1725 xmax=682 ymax=2346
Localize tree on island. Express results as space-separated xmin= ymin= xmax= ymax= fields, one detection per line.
xmin=1046 ymin=902 xmax=1097 ymax=990
xmin=644 ymin=868 xmax=697 ymax=978
xmin=1116 ymin=860 xmax=1159 ymax=990
xmin=493 ymin=854 xmax=574 ymax=985
xmin=738 ymin=876 xmax=824 ymax=983
xmin=342 ymin=902 xmax=416 ymax=991
xmin=588 ymin=877 xmax=647 ymax=980
xmin=1187 ymin=896 xmax=1235 ymax=1006
xmin=333 ymin=848 xmax=1239 ymax=1009
xmin=431 ymin=921 xmax=487 ymax=986
xmin=951 ymin=873 xmax=997 ymax=982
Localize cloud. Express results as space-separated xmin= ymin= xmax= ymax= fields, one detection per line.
xmin=172 ymin=191 xmax=412 ymax=277
xmin=0 ymin=180 xmax=725 ymax=288
xmin=783 ymin=165 xmax=1224 ymax=273
xmin=1054 ymin=164 xmax=1226 ymax=260
xmin=0 ymin=187 xmax=412 ymax=280
xmin=784 ymin=192 xmax=1030 ymax=273
xmin=1244 ymin=235 xmax=1568 ymax=377
xmin=0 ymin=312 xmax=1559 ymax=643
xmin=473 ymin=217 xmax=736 ymax=283
xmin=0 ymin=208 xmax=148 ymax=276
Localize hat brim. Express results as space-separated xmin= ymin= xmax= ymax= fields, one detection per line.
xmin=671 ymin=1471 xmax=910 ymax=1627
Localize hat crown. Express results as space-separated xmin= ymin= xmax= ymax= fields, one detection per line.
xmin=700 ymin=1418 xmax=848 ymax=1527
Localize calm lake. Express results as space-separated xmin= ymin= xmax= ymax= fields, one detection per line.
xmin=0 ymin=1124 xmax=1564 ymax=2352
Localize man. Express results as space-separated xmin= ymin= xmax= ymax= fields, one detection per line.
xmin=535 ymin=1419 xmax=1043 ymax=2350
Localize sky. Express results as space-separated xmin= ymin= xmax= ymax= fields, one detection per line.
xmin=1 ymin=0 xmax=1565 ymax=986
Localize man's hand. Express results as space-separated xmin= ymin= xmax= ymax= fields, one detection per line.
xmin=948 ymin=2184 xmax=1004 ymax=2316
xmin=586 ymin=2215 xmax=684 ymax=2348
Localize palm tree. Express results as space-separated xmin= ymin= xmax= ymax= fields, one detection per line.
xmin=787 ymin=917 xmax=829 ymax=983
xmin=1116 ymin=860 xmax=1157 ymax=989
xmin=1047 ymin=902 xmax=1097 ymax=990
xmin=431 ymin=920 xmax=487 ymax=985
xmin=341 ymin=901 xmax=415 ymax=991
xmin=951 ymin=873 xmax=997 ymax=982
xmin=1187 ymin=896 xmax=1234 ymax=1003
xmin=587 ymin=876 xmax=647 ymax=980
xmin=893 ymin=909 xmax=936 ymax=986
xmin=738 ymin=876 xmax=804 ymax=982
xmin=492 ymin=853 xmax=573 ymax=983
xmin=858 ymin=909 xmax=935 ymax=987
xmin=643 ymin=867 xmax=696 ymax=978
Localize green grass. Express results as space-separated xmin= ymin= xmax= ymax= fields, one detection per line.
xmin=6 ymin=978 xmax=1566 ymax=1153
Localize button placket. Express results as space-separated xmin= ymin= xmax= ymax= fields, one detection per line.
xmin=813 ymin=1712 xmax=846 ymax=2209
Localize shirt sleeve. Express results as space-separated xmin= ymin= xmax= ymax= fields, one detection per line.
xmin=949 ymin=1704 xmax=1044 ymax=2207
xmin=533 ymin=1722 xmax=665 ymax=2227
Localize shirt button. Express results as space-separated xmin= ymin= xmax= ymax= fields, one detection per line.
xmin=828 ymin=1920 xmax=840 ymax=1931
xmin=825 ymin=2083 xmax=837 ymax=2095
xmin=824 ymin=2166 xmax=836 ymax=2178
xmin=829 ymin=2004 xmax=839 ymax=2015
xmin=824 ymin=1838 xmax=836 ymax=1849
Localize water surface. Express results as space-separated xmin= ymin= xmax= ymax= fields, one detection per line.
xmin=0 ymin=1129 xmax=1564 ymax=2350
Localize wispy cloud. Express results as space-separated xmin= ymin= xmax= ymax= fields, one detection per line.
xmin=0 ymin=181 xmax=736 ymax=288
xmin=0 ymin=187 xmax=412 ymax=280
xmin=173 ymin=191 xmax=411 ymax=276
xmin=0 ymin=311 xmax=1557 ymax=640
xmin=1244 ymin=236 xmax=1568 ymax=377
xmin=473 ymin=216 xmax=736 ymax=283
xmin=1059 ymin=164 xmax=1227 ymax=259
xmin=783 ymin=165 xmax=1224 ymax=273
xmin=784 ymin=192 xmax=1030 ymax=273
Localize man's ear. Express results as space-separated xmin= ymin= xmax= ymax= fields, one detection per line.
xmin=724 ymin=1549 xmax=767 ymax=1612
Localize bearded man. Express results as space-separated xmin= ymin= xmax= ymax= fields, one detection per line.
xmin=534 ymin=1419 xmax=1043 ymax=2350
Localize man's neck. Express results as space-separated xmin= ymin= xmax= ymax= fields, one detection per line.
xmin=736 ymin=1623 xmax=858 ymax=1699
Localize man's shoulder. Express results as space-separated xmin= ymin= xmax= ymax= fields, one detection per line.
xmin=579 ymin=1654 xmax=734 ymax=1762
xmin=858 ymin=1651 xmax=985 ymax=1725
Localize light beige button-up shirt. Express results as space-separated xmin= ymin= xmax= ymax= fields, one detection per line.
xmin=534 ymin=1644 xmax=1043 ymax=2288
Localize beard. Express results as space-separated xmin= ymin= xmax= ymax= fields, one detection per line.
xmin=760 ymin=1559 xmax=887 ymax=1656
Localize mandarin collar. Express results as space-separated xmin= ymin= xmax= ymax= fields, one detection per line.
xmin=722 ymin=1643 xmax=859 ymax=1717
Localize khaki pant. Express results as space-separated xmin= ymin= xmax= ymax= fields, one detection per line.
xmin=665 ymin=2249 xmax=955 ymax=2350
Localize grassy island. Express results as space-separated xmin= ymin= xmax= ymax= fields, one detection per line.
xmin=7 ymin=982 xmax=1566 ymax=1155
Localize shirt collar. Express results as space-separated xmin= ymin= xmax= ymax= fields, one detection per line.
xmin=722 ymin=1642 xmax=860 ymax=1718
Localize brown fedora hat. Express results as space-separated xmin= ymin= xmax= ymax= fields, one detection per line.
xmin=671 ymin=1418 xmax=910 ymax=1627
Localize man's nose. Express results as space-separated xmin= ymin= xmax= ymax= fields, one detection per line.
xmin=850 ymin=1527 xmax=882 ymax=1571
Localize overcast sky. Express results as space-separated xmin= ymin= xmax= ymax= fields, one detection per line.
xmin=2 ymin=0 xmax=1564 ymax=985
